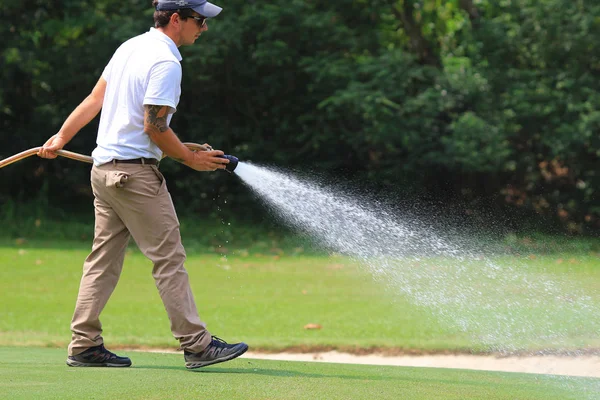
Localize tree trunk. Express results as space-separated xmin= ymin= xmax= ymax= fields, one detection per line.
xmin=392 ymin=1 xmax=441 ymax=67
xmin=459 ymin=0 xmax=480 ymax=27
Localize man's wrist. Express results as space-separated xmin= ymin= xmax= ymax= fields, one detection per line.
xmin=56 ymin=132 xmax=71 ymax=143
xmin=181 ymin=150 xmax=195 ymax=165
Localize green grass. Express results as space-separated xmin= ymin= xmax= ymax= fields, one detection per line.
xmin=0 ymin=347 xmax=597 ymax=400
xmin=0 ymin=245 xmax=453 ymax=351
xmin=1 ymin=235 xmax=599 ymax=399
xmin=1 ymin=240 xmax=599 ymax=353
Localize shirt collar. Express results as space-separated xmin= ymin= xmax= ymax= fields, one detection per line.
xmin=148 ymin=28 xmax=182 ymax=61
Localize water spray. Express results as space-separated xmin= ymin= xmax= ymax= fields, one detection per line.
xmin=0 ymin=143 xmax=239 ymax=172
xmin=233 ymin=162 xmax=600 ymax=358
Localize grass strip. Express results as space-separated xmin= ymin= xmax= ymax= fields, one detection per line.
xmin=1 ymin=246 xmax=599 ymax=352
xmin=0 ymin=347 xmax=597 ymax=400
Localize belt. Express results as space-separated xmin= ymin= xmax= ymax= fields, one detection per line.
xmin=110 ymin=158 xmax=159 ymax=166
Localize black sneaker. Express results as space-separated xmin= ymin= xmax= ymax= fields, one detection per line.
xmin=66 ymin=344 xmax=132 ymax=367
xmin=184 ymin=336 xmax=248 ymax=369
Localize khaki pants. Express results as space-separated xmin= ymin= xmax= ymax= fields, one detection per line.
xmin=68 ymin=162 xmax=211 ymax=356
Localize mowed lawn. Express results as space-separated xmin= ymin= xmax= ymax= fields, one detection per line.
xmin=1 ymin=240 xmax=599 ymax=400
xmin=0 ymin=241 xmax=599 ymax=352
xmin=0 ymin=347 xmax=597 ymax=400
xmin=0 ymin=242 xmax=459 ymax=351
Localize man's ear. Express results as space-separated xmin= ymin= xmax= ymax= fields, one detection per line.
xmin=170 ymin=12 xmax=182 ymax=27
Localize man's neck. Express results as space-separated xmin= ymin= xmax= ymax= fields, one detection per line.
xmin=157 ymin=27 xmax=181 ymax=47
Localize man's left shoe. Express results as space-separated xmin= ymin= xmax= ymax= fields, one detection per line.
xmin=184 ymin=336 xmax=248 ymax=369
xmin=66 ymin=344 xmax=132 ymax=367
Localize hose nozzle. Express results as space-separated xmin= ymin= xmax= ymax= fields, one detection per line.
xmin=218 ymin=155 xmax=239 ymax=173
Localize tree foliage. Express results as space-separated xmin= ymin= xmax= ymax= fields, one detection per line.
xmin=0 ymin=0 xmax=598 ymax=232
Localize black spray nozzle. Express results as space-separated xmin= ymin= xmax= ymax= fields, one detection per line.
xmin=218 ymin=154 xmax=239 ymax=173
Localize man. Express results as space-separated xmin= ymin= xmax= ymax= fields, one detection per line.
xmin=38 ymin=0 xmax=248 ymax=369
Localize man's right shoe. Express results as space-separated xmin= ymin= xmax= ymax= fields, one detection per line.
xmin=66 ymin=344 xmax=132 ymax=367
xmin=185 ymin=336 xmax=248 ymax=369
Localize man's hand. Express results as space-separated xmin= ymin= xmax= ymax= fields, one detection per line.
xmin=38 ymin=134 xmax=69 ymax=159
xmin=185 ymin=149 xmax=230 ymax=171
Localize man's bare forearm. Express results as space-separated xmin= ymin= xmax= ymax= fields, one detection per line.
xmin=146 ymin=126 xmax=195 ymax=163
xmin=58 ymin=77 xmax=107 ymax=141
xmin=144 ymin=105 xmax=193 ymax=163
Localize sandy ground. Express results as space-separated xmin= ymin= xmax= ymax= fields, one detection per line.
xmin=239 ymin=352 xmax=600 ymax=378
xmin=137 ymin=349 xmax=600 ymax=378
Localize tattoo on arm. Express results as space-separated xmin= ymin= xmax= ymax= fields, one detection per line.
xmin=144 ymin=105 xmax=188 ymax=164
xmin=144 ymin=105 xmax=169 ymax=133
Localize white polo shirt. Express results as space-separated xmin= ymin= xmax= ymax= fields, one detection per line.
xmin=92 ymin=28 xmax=183 ymax=166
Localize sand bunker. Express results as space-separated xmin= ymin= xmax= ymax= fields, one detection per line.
xmin=241 ymin=351 xmax=600 ymax=378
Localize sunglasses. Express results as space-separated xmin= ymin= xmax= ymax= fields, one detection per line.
xmin=186 ymin=15 xmax=207 ymax=27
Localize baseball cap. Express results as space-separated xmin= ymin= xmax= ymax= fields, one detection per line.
xmin=155 ymin=0 xmax=223 ymax=18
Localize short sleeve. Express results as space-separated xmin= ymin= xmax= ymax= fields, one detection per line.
xmin=143 ymin=61 xmax=182 ymax=112
xmin=101 ymin=57 xmax=113 ymax=82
